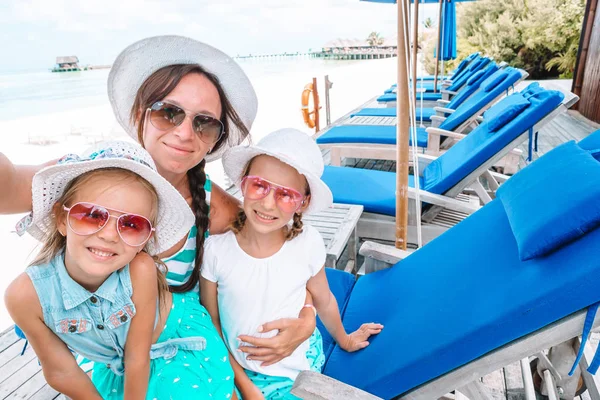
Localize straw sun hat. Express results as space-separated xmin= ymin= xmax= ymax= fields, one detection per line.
xmin=18 ymin=141 xmax=195 ymax=256
xmin=108 ymin=35 xmax=258 ymax=162
xmin=223 ymin=128 xmax=333 ymax=215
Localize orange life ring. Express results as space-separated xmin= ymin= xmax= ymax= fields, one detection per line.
xmin=301 ymin=83 xmax=317 ymax=129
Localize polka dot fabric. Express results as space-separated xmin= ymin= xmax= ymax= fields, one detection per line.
xmin=92 ymin=291 xmax=234 ymax=399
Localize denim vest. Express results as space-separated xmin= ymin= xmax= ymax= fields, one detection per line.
xmin=27 ymin=253 xmax=136 ymax=375
xmin=27 ymin=253 xmax=207 ymax=376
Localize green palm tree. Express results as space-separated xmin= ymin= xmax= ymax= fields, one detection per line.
xmin=424 ymin=17 xmax=434 ymax=28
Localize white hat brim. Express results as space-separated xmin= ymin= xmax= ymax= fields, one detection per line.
xmin=222 ymin=145 xmax=333 ymax=215
xmin=108 ymin=35 xmax=258 ymax=162
xmin=30 ymin=158 xmax=195 ymax=256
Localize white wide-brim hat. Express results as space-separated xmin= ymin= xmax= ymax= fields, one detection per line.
xmin=108 ymin=35 xmax=258 ymax=162
xmin=23 ymin=141 xmax=195 ymax=256
xmin=222 ymin=128 xmax=333 ymax=215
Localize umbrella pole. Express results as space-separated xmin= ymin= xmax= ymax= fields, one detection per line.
xmin=433 ymin=0 xmax=443 ymax=92
xmin=412 ymin=0 xmax=419 ymax=105
xmin=396 ymin=0 xmax=410 ymax=250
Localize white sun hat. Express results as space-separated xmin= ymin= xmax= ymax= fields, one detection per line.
xmin=18 ymin=141 xmax=195 ymax=256
xmin=222 ymin=128 xmax=333 ymax=215
xmin=107 ymin=35 xmax=258 ymax=162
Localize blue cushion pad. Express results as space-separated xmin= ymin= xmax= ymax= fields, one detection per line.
xmin=323 ymin=197 xmax=600 ymax=399
xmin=318 ymin=268 xmax=356 ymax=358
xmin=497 ymin=141 xmax=600 ymax=260
xmin=322 ymin=166 xmax=422 ymax=216
xmin=483 ymin=93 xmax=530 ymax=132
xmin=442 ymin=67 xmax=521 ymax=132
xmin=446 ymin=58 xmax=492 ymax=92
xmin=352 ymin=108 xmax=436 ymax=122
xmin=423 ymin=83 xmax=564 ymax=195
xmin=316 ymin=125 xmax=429 ymax=148
xmin=378 ymin=93 xmax=442 ymax=102
xmin=579 ymin=129 xmax=600 ymax=151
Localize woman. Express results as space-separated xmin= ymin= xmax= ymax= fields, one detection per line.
xmin=1 ymin=35 xmax=317 ymax=372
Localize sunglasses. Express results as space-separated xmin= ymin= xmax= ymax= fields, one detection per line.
xmin=241 ymin=176 xmax=306 ymax=214
xmin=146 ymin=101 xmax=225 ymax=144
xmin=63 ymin=202 xmax=155 ymax=247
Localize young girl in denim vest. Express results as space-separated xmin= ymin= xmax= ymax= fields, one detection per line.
xmin=200 ymin=128 xmax=383 ymax=399
xmin=5 ymin=141 xmax=234 ymax=399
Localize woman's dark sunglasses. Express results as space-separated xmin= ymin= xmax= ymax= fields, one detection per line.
xmin=146 ymin=101 xmax=225 ymax=144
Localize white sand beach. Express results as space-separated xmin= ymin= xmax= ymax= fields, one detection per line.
xmin=0 ymin=56 xmax=398 ymax=330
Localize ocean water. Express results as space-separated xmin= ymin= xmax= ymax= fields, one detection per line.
xmin=0 ymin=56 xmax=397 ymax=330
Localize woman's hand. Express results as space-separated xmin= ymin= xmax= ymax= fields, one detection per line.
xmin=237 ymin=313 xmax=316 ymax=367
xmin=339 ymin=323 xmax=384 ymax=352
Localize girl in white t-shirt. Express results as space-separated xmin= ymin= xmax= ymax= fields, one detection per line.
xmin=200 ymin=128 xmax=383 ymax=399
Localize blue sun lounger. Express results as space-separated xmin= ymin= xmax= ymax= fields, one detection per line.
xmin=352 ymin=63 xmax=516 ymax=125
xmin=380 ymin=57 xmax=493 ymax=102
xmin=296 ymin=137 xmax=600 ymax=399
xmin=318 ymin=78 xmax=546 ymax=166
xmin=319 ymin=84 xmax=576 ymax=244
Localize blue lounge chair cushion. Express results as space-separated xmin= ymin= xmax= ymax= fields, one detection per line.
xmin=378 ymin=92 xmax=442 ymax=103
xmin=422 ymin=83 xmax=564 ymax=195
xmin=318 ymin=268 xmax=356 ymax=358
xmin=466 ymin=70 xmax=485 ymax=85
xmin=316 ymin=125 xmax=429 ymax=148
xmin=351 ymin=108 xmax=436 ymax=122
xmin=483 ymin=94 xmax=530 ymax=132
xmin=579 ymin=129 xmax=600 ymax=152
xmin=440 ymin=68 xmax=522 ymax=132
xmin=497 ymin=141 xmax=600 ymax=261
xmin=481 ymin=70 xmax=510 ymax=92
xmin=322 ymin=166 xmax=423 ymax=216
xmin=322 ymin=142 xmax=600 ymax=399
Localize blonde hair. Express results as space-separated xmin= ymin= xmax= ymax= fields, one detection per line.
xmin=230 ymin=158 xmax=309 ymax=241
xmin=30 ymin=168 xmax=169 ymax=306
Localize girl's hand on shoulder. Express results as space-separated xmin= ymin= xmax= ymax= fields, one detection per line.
xmin=339 ymin=323 xmax=384 ymax=352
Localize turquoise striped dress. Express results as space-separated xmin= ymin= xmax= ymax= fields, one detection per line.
xmin=163 ymin=176 xmax=211 ymax=287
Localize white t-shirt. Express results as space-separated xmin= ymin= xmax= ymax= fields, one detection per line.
xmin=201 ymin=224 xmax=326 ymax=380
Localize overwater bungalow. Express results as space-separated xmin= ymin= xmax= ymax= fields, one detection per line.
xmin=51 ymin=56 xmax=87 ymax=73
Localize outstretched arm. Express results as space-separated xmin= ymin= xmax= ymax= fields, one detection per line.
xmin=307 ymin=267 xmax=383 ymax=352
xmin=4 ymin=273 xmax=103 ymax=399
xmin=200 ymin=277 xmax=264 ymax=400
xmin=0 ymin=153 xmax=57 ymax=214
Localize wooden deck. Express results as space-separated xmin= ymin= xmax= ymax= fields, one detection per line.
xmin=1 ymin=82 xmax=598 ymax=399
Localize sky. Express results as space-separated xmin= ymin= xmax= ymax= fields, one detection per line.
xmin=0 ymin=0 xmax=442 ymax=73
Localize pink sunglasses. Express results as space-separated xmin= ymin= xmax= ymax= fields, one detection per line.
xmin=241 ymin=176 xmax=306 ymax=213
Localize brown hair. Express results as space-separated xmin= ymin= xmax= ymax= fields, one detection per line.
xmin=30 ymin=168 xmax=169 ymax=306
xmin=131 ymin=64 xmax=250 ymax=293
xmin=230 ymin=159 xmax=310 ymax=241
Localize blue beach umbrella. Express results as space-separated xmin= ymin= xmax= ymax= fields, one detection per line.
xmin=441 ymin=0 xmax=457 ymax=60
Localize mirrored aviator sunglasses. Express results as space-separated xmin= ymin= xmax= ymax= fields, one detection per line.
xmin=63 ymin=202 xmax=155 ymax=247
xmin=147 ymin=101 xmax=225 ymax=144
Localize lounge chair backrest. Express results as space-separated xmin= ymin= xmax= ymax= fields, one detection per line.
xmin=422 ymin=83 xmax=564 ymax=195
xmin=440 ymin=67 xmax=524 ymax=132
xmin=322 ymin=140 xmax=600 ymax=399
xmin=446 ymin=57 xmax=492 ymax=92
xmin=451 ymin=52 xmax=480 ymax=77
xmin=444 ymin=63 xmax=499 ymax=109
